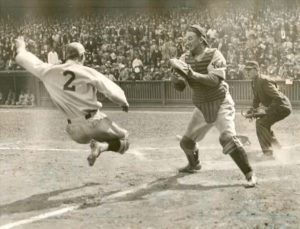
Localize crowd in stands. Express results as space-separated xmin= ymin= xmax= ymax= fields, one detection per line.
xmin=0 ymin=0 xmax=299 ymax=80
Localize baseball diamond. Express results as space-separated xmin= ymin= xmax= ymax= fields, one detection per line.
xmin=0 ymin=0 xmax=300 ymax=228
xmin=0 ymin=109 xmax=300 ymax=228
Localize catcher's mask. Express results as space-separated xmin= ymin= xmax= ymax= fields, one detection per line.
xmin=188 ymin=25 xmax=209 ymax=46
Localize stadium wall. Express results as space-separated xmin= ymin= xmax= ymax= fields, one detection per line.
xmin=0 ymin=71 xmax=299 ymax=108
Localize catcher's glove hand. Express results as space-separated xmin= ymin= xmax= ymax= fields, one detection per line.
xmin=169 ymin=58 xmax=190 ymax=79
xmin=170 ymin=74 xmax=187 ymax=91
xmin=242 ymin=108 xmax=266 ymax=120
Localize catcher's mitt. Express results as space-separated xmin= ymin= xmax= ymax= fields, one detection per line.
xmin=170 ymin=74 xmax=186 ymax=91
xmin=169 ymin=58 xmax=190 ymax=78
xmin=241 ymin=108 xmax=266 ymax=120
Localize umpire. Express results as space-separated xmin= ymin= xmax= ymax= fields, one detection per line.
xmin=245 ymin=61 xmax=292 ymax=157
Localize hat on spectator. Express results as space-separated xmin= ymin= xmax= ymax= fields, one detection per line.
xmin=244 ymin=61 xmax=260 ymax=70
xmin=66 ymin=42 xmax=85 ymax=60
xmin=188 ymin=25 xmax=208 ymax=46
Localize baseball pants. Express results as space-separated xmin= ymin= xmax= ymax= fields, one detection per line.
xmin=184 ymin=93 xmax=236 ymax=142
xmin=256 ymin=105 xmax=291 ymax=154
xmin=66 ymin=110 xmax=128 ymax=144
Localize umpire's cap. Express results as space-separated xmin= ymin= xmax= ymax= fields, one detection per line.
xmin=66 ymin=42 xmax=85 ymax=60
xmin=188 ymin=25 xmax=209 ymax=46
xmin=244 ymin=61 xmax=260 ymax=70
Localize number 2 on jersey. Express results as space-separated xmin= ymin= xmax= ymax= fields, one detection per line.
xmin=63 ymin=70 xmax=76 ymax=91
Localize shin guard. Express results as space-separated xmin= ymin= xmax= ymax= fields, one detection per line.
xmin=180 ymin=136 xmax=199 ymax=167
xmin=220 ymin=131 xmax=253 ymax=177
xmin=229 ymin=148 xmax=253 ymax=177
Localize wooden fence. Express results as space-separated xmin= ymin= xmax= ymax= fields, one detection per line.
xmin=0 ymin=71 xmax=300 ymax=107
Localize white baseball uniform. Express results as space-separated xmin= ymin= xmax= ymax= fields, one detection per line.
xmin=16 ymin=48 xmax=129 ymax=144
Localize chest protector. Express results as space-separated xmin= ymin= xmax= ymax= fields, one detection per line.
xmin=184 ymin=49 xmax=227 ymax=123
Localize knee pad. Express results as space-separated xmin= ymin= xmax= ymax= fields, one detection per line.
xmin=219 ymin=131 xmax=243 ymax=155
xmin=118 ymin=139 xmax=130 ymax=154
xmin=107 ymin=139 xmax=121 ymax=152
xmin=107 ymin=138 xmax=129 ymax=154
xmin=180 ymin=136 xmax=196 ymax=151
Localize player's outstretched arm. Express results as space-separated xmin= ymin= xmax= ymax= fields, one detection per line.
xmin=92 ymin=69 xmax=129 ymax=111
xmin=15 ymin=36 xmax=51 ymax=80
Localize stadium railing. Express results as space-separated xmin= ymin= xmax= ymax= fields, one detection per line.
xmin=0 ymin=71 xmax=299 ymax=108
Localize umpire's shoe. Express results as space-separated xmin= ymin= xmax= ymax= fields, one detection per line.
xmin=87 ymin=140 xmax=102 ymax=166
xmin=178 ymin=149 xmax=201 ymax=173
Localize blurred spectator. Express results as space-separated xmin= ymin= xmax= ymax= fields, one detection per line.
xmin=119 ymin=64 xmax=130 ymax=81
xmin=0 ymin=54 xmax=5 ymax=70
xmin=5 ymin=89 xmax=16 ymax=105
xmin=16 ymin=89 xmax=26 ymax=105
xmin=294 ymin=46 xmax=300 ymax=79
xmin=47 ymin=47 xmax=60 ymax=64
xmin=132 ymin=54 xmax=143 ymax=80
xmin=150 ymin=45 xmax=162 ymax=68
xmin=0 ymin=2 xmax=299 ymax=80
xmin=28 ymin=92 xmax=35 ymax=106
xmin=0 ymin=90 xmax=3 ymax=104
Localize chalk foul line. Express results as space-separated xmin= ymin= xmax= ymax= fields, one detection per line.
xmin=0 ymin=205 xmax=79 ymax=229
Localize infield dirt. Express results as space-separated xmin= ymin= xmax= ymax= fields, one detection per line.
xmin=0 ymin=108 xmax=299 ymax=229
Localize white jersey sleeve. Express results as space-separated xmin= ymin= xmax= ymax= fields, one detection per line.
xmin=16 ymin=49 xmax=52 ymax=80
xmin=89 ymin=68 xmax=128 ymax=106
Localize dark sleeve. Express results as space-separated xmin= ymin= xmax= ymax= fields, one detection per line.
xmin=263 ymin=80 xmax=281 ymax=99
xmin=262 ymin=79 xmax=282 ymax=109
xmin=252 ymin=80 xmax=260 ymax=108
xmin=252 ymin=91 xmax=260 ymax=109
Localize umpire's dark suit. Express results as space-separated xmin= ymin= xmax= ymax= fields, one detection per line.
xmin=251 ymin=74 xmax=292 ymax=155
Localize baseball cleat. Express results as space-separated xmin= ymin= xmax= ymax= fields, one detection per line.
xmin=245 ymin=173 xmax=257 ymax=188
xmin=178 ymin=162 xmax=201 ymax=173
xmin=87 ymin=140 xmax=102 ymax=166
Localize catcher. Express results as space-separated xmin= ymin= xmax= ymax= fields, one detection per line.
xmin=244 ymin=61 xmax=292 ymax=158
xmin=170 ymin=25 xmax=257 ymax=187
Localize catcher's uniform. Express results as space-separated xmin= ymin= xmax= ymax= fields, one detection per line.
xmin=176 ymin=48 xmax=254 ymax=180
xmin=16 ymin=47 xmax=129 ymax=148
xmin=251 ymin=74 xmax=292 ymax=154
xmin=179 ymin=48 xmax=238 ymax=142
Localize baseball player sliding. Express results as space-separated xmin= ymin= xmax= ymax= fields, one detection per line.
xmin=15 ymin=37 xmax=130 ymax=166
xmin=170 ymin=25 xmax=257 ymax=187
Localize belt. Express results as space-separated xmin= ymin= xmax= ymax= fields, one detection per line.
xmin=67 ymin=110 xmax=97 ymax=124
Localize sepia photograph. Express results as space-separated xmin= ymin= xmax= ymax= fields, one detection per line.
xmin=0 ymin=0 xmax=299 ymax=228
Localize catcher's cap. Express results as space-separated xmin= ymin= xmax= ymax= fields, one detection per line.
xmin=188 ymin=25 xmax=209 ymax=46
xmin=244 ymin=61 xmax=260 ymax=70
xmin=66 ymin=42 xmax=85 ymax=60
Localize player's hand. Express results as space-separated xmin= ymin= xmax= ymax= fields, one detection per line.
xmin=246 ymin=107 xmax=254 ymax=115
xmin=187 ymin=67 xmax=195 ymax=79
xmin=121 ymin=104 xmax=129 ymax=112
xmin=15 ymin=36 xmax=26 ymax=52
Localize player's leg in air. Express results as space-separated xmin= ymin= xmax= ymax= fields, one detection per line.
xmin=88 ymin=117 xmax=129 ymax=166
xmin=66 ymin=111 xmax=129 ymax=166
